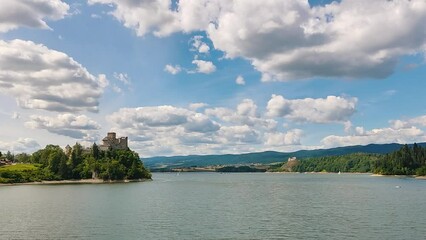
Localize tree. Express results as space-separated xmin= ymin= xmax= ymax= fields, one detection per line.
xmin=68 ymin=143 xmax=84 ymax=179
xmin=47 ymin=148 xmax=67 ymax=177
xmin=92 ymin=143 xmax=101 ymax=160
xmin=5 ymin=151 xmax=14 ymax=162
xmin=15 ymin=153 xmax=31 ymax=163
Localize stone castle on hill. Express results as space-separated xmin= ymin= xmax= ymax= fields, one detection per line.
xmin=99 ymin=132 xmax=128 ymax=151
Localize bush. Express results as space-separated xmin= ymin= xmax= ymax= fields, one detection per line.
xmin=416 ymin=166 xmax=426 ymax=176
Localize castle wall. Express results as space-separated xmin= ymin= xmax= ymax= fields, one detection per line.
xmin=99 ymin=133 xmax=128 ymax=151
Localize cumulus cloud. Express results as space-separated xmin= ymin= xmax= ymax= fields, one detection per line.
xmin=237 ymin=99 xmax=258 ymax=117
xmin=236 ymin=75 xmax=245 ymax=85
xmin=191 ymin=60 xmax=216 ymax=74
xmin=265 ymin=129 xmax=303 ymax=146
xmin=267 ymin=94 xmax=357 ymax=123
xmin=91 ymin=0 xmax=426 ymax=80
xmin=189 ymin=102 xmax=209 ymax=110
xmin=322 ymin=127 xmax=425 ymax=148
xmin=25 ymin=113 xmax=101 ymax=140
xmin=107 ymin=106 xmax=220 ymax=155
xmin=0 ymin=0 xmax=69 ymax=32
xmin=322 ymin=113 xmax=426 ymax=148
xmin=209 ymin=0 xmax=426 ymax=80
xmin=0 ymin=40 xmax=106 ymax=112
xmin=107 ymin=99 xmax=307 ymax=156
xmin=164 ymin=64 xmax=182 ymax=74
xmin=88 ymin=0 xmax=178 ymax=37
xmin=390 ymin=115 xmax=426 ymax=129
xmin=191 ymin=35 xmax=210 ymax=54
xmin=206 ymin=105 xmax=277 ymax=130
xmin=0 ymin=138 xmax=41 ymax=153
xmin=218 ymin=125 xmax=260 ymax=144
xmin=108 ymin=106 xmax=217 ymax=131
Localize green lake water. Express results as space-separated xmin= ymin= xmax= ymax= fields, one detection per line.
xmin=1 ymin=173 xmax=425 ymax=239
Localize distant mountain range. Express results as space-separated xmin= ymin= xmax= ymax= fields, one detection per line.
xmin=143 ymin=142 xmax=426 ymax=169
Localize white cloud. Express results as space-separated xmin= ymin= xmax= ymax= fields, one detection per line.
xmin=106 ymin=99 xmax=306 ymax=156
xmin=11 ymin=112 xmax=20 ymax=120
xmin=322 ymin=127 xmax=425 ymax=148
xmin=0 ymin=0 xmax=69 ymax=32
xmin=108 ymin=106 xmax=218 ymax=130
xmin=91 ymin=14 xmax=101 ymax=19
xmin=189 ymin=102 xmax=209 ymax=110
xmin=218 ymin=125 xmax=260 ymax=144
xmin=25 ymin=113 xmax=101 ymax=140
xmin=192 ymin=60 xmax=216 ymax=74
xmin=92 ymin=0 xmax=426 ymax=80
xmin=237 ymin=99 xmax=258 ymax=117
xmin=88 ymin=0 xmax=178 ymax=37
xmin=98 ymin=74 xmax=109 ymax=88
xmin=236 ymin=75 xmax=246 ymax=85
xmin=265 ymin=129 xmax=303 ymax=146
xmin=267 ymin=94 xmax=357 ymax=123
xmin=191 ymin=35 xmax=210 ymax=54
xmin=113 ymin=72 xmax=131 ymax=85
xmin=390 ymin=115 xmax=426 ymax=129
xmin=198 ymin=44 xmax=210 ymax=54
xmin=0 ymin=138 xmax=41 ymax=153
xmin=0 ymin=39 xmax=106 ymax=112
xmin=344 ymin=121 xmax=352 ymax=133
xmin=111 ymin=84 xmax=122 ymax=93
xmin=208 ymin=0 xmax=426 ymax=80
xmin=206 ymin=103 xmax=277 ymax=130
xmin=164 ymin=64 xmax=182 ymax=74
xmin=323 ymin=113 xmax=426 ymax=148
xmin=185 ymin=113 xmax=220 ymax=133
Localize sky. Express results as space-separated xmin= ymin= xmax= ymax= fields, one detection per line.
xmin=0 ymin=0 xmax=426 ymax=157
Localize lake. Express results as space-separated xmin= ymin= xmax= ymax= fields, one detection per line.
xmin=1 ymin=173 xmax=425 ymax=239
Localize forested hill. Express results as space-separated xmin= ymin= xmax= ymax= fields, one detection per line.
xmin=143 ymin=142 xmax=426 ymax=169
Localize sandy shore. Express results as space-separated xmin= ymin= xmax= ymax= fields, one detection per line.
xmin=0 ymin=178 xmax=151 ymax=187
xmin=371 ymin=174 xmax=426 ymax=179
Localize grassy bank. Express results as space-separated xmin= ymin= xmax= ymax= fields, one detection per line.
xmin=0 ymin=164 xmax=50 ymax=183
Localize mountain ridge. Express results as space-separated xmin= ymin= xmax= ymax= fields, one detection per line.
xmin=143 ymin=142 xmax=426 ymax=169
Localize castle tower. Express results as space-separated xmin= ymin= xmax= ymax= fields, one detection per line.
xmin=107 ymin=132 xmax=116 ymax=139
xmin=99 ymin=132 xmax=128 ymax=151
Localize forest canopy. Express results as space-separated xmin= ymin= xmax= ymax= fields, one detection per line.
xmin=0 ymin=143 xmax=151 ymax=184
xmin=273 ymin=144 xmax=426 ymax=176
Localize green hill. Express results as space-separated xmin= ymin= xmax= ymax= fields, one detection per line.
xmin=144 ymin=142 xmax=426 ymax=170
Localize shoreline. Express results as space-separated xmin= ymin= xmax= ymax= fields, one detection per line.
xmin=371 ymin=174 xmax=426 ymax=179
xmin=0 ymin=178 xmax=151 ymax=187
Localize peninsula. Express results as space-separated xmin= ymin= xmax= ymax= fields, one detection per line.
xmin=0 ymin=132 xmax=151 ymax=184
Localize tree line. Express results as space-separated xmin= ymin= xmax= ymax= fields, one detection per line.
xmin=373 ymin=143 xmax=426 ymax=175
xmin=0 ymin=143 xmax=151 ymax=183
xmin=276 ymin=144 xmax=426 ymax=176
xmin=287 ymin=153 xmax=379 ymax=173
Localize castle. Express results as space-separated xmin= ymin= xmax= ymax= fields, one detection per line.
xmin=99 ymin=132 xmax=128 ymax=151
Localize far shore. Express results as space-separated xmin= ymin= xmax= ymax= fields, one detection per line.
xmin=268 ymin=171 xmax=370 ymax=174
xmin=268 ymin=171 xmax=426 ymax=179
xmin=0 ymin=178 xmax=151 ymax=187
xmin=371 ymin=173 xmax=426 ymax=179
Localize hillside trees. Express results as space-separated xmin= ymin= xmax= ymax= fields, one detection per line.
xmin=373 ymin=144 xmax=426 ymax=175
xmin=4 ymin=143 xmax=151 ymax=183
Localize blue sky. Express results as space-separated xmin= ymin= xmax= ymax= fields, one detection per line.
xmin=0 ymin=0 xmax=425 ymax=157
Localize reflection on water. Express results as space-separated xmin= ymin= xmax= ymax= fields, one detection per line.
xmin=1 ymin=173 xmax=425 ymax=239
